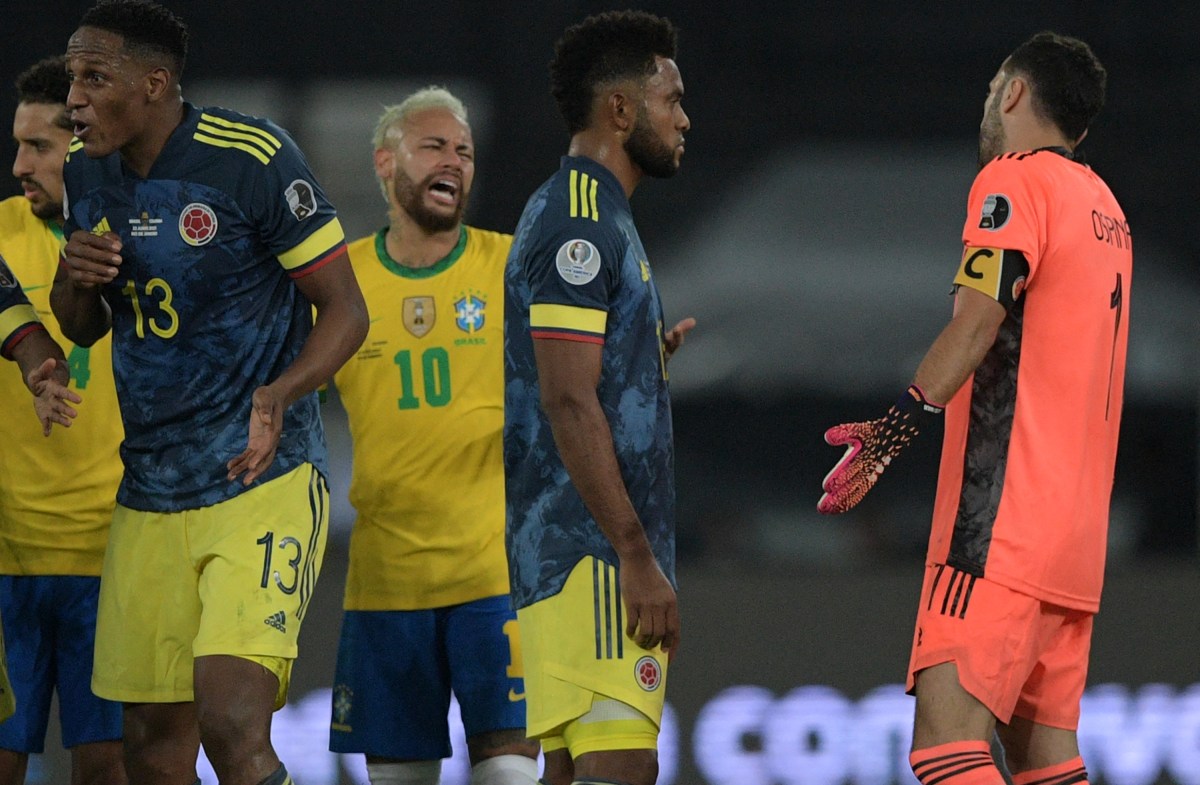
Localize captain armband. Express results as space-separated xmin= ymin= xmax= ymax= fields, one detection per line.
xmin=952 ymin=247 xmax=1031 ymax=310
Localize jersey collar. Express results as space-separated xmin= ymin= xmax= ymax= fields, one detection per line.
xmin=373 ymin=224 xmax=467 ymax=279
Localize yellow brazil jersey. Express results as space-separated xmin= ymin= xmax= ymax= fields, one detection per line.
xmin=335 ymin=225 xmax=512 ymax=610
xmin=0 ymin=196 xmax=122 ymax=575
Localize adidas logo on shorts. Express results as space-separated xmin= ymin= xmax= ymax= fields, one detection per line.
xmin=264 ymin=611 xmax=287 ymax=633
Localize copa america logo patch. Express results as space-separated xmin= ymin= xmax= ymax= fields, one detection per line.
xmin=179 ymin=203 xmax=218 ymax=246
xmin=979 ymin=193 xmax=1011 ymax=231
xmin=285 ymin=179 xmax=316 ymax=221
xmin=635 ymin=656 xmax=662 ymax=692
xmin=555 ymin=239 xmax=601 ymax=285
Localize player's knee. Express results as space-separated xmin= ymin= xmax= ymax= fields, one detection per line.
xmin=470 ymin=753 xmax=539 ymax=785
xmin=366 ymin=760 xmax=441 ymax=785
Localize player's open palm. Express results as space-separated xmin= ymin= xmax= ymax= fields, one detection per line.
xmin=620 ymin=552 xmax=680 ymax=658
xmin=227 ymin=385 xmax=284 ymax=485
xmin=28 ymin=357 xmax=81 ymax=436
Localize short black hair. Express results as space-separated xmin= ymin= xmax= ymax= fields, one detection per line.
xmin=79 ymin=0 xmax=189 ymax=77
xmin=550 ymin=11 xmax=678 ymax=136
xmin=1006 ymin=31 xmax=1106 ymax=142
xmin=15 ymin=57 xmax=72 ymax=131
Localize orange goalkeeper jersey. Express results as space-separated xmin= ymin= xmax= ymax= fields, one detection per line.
xmin=929 ymin=148 xmax=1132 ymax=612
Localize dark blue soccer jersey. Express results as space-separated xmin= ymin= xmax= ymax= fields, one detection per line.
xmin=504 ymin=156 xmax=676 ymax=610
xmin=62 ymin=103 xmax=344 ymax=511
xmin=0 ymin=258 xmax=41 ymax=358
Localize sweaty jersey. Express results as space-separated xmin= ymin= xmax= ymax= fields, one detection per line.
xmin=0 ymin=196 xmax=121 ymax=575
xmin=930 ymin=147 xmax=1132 ymax=612
xmin=505 ymin=156 xmax=676 ymax=610
xmin=62 ymin=103 xmax=344 ymax=512
xmin=335 ymin=225 xmax=512 ymax=610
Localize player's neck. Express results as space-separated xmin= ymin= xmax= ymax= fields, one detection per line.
xmin=384 ymin=213 xmax=462 ymax=269
xmin=568 ymin=131 xmax=639 ymax=198
xmin=1003 ymin=118 xmax=1074 ymax=157
xmin=121 ymin=100 xmax=185 ymax=178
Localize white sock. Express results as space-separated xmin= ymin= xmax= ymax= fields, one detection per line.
xmin=469 ymin=754 xmax=539 ymax=785
xmin=367 ymin=760 xmax=442 ymax=785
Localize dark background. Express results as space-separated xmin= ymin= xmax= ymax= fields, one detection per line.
xmin=2 ymin=2 xmax=1197 ymax=783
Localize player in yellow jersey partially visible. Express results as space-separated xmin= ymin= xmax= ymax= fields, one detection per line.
xmin=0 ymin=56 xmax=125 ymax=785
xmin=328 ymin=88 xmax=540 ymax=785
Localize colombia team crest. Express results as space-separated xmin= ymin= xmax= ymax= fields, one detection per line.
xmin=403 ymin=296 xmax=436 ymax=338
xmin=179 ymin=202 xmax=218 ymax=246
xmin=635 ymin=655 xmax=662 ymax=691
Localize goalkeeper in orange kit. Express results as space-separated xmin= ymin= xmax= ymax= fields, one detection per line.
xmin=818 ymin=31 xmax=1131 ymax=785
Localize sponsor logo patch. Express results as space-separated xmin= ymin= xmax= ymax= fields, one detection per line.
xmin=979 ymin=193 xmax=1011 ymax=231
xmin=403 ymin=296 xmax=435 ymax=338
xmin=635 ymin=655 xmax=662 ymax=691
xmin=555 ymin=239 xmax=601 ymax=285
xmin=285 ymin=179 xmax=316 ymax=220
xmin=179 ymin=203 xmax=218 ymax=246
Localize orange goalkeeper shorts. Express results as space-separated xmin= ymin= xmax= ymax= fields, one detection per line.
xmin=906 ymin=562 xmax=1094 ymax=729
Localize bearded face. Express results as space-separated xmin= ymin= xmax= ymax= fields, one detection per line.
xmin=625 ymin=103 xmax=681 ymax=179
xmin=391 ymin=166 xmax=468 ymax=233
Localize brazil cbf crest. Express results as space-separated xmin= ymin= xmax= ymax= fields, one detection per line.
xmin=454 ymin=289 xmax=486 ymax=334
xmin=403 ymin=296 xmax=435 ymax=338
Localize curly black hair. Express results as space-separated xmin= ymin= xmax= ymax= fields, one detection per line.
xmin=550 ymin=11 xmax=678 ymax=136
xmin=1006 ymin=31 xmax=1106 ymax=143
xmin=79 ymin=0 xmax=189 ymax=77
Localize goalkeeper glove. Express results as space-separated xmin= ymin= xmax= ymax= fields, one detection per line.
xmin=817 ymin=384 xmax=944 ymax=514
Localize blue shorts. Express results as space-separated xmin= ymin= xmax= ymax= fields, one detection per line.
xmin=329 ymin=595 xmax=527 ymax=759
xmin=0 ymin=576 xmax=122 ymax=752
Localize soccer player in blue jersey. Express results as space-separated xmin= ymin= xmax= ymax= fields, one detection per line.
xmin=504 ymin=11 xmax=694 ymax=785
xmin=0 ymin=57 xmax=125 ymax=785
xmin=52 ymin=3 xmax=369 ymax=785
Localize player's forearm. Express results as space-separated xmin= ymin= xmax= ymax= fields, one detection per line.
xmin=912 ymin=304 xmax=1004 ymax=404
xmin=49 ymin=280 xmax=110 ymax=348
xmin=269 ymin=291 xmax=368 ymax=409
xmin=542 ymin=390 xmax=656 ymax=563
xmin=10 ymin=330 xmax=69 ymax=391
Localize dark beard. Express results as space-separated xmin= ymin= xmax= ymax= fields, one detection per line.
xmin=30 ymin=199 xmax=63 ymax=222
xmin=977 ymin=92 xmax=1005 ymax=169
xmin=625 ymin=110 xmax=679 ymax=179
xmin=392 ymin=169 xmax=465 ymax=233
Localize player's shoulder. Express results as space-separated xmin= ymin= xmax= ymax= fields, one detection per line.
xmin=344 ymin=230 xmax=381 ymax=272
xmin=192 ymin=104 xmax=298 ymax=167
xmin=975 ymin=148 xmax=1072 ymax=188
xmin=464 ymin=225 xmax=514 ymax=258
xmin=534 ymin=163 xmax=627 ymax=245
xmin=0 ymin=196 xmax=39 ymax=234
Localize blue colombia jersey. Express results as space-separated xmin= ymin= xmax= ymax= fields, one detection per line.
xmin=0 ymin=258 xmax=42 ymax=358
xmin=62 ymin=103 xmax=344 ymax=512
xmin=504 ymin=155 xmax=676 ymax=610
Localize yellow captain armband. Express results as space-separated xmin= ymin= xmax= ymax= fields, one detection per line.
xmin=953 ymin=246 xmax=1031 ymax=309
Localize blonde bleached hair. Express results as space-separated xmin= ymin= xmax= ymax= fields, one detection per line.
xmin=373 ymin=87 xmax=470 ymax=203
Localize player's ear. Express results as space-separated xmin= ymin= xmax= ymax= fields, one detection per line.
xmin=1001 ymin=76 xmax=1025 ymax=113
xmin=373 ymin=147 xmax=394 ymax=181
xmin=608 ymin=89 xmax=634 ymax=134
xmin=144 ymin=66 xmax=172 ymax=103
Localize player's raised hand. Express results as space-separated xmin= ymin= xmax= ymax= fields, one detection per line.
xmin=663 ymin=317 xmax=696 ymax=360
xmin=818 ymin=385 xmax=943 ymax=514
xmin=620 ymin=551 xmax=680 ymax=659
xmin=28 ymin=357 xmax=81 ymax=436
xmin=61 ymin=230 xmax=122 ymax=288
xmin=227 ymin=385 xmax=284 ymax=485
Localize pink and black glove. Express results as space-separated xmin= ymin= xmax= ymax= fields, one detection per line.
xmin=817 ymin=385 xmax=944 ymax=514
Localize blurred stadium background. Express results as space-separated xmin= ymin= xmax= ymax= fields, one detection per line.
xmin=3 ymin=2 xmax=1197 ymax=783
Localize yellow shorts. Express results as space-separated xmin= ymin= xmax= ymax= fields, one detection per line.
xmin=93 ymin=464 xmax=328 ymax=708
xmin=518 ymin=556 xmax=667 ymax=753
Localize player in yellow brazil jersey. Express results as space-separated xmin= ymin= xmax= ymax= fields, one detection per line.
xmin=53 ymin=3 xmax=368 ymax=785
xmin=819 ymin=33 xmax=1126 ymax=785
xmin=0 ymin=56 xmax=125 ymax=785
xmin=328 ymin=87 xmax=539 ymax=785
xmin=505 ymin=12 xmax=694 ymax=785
